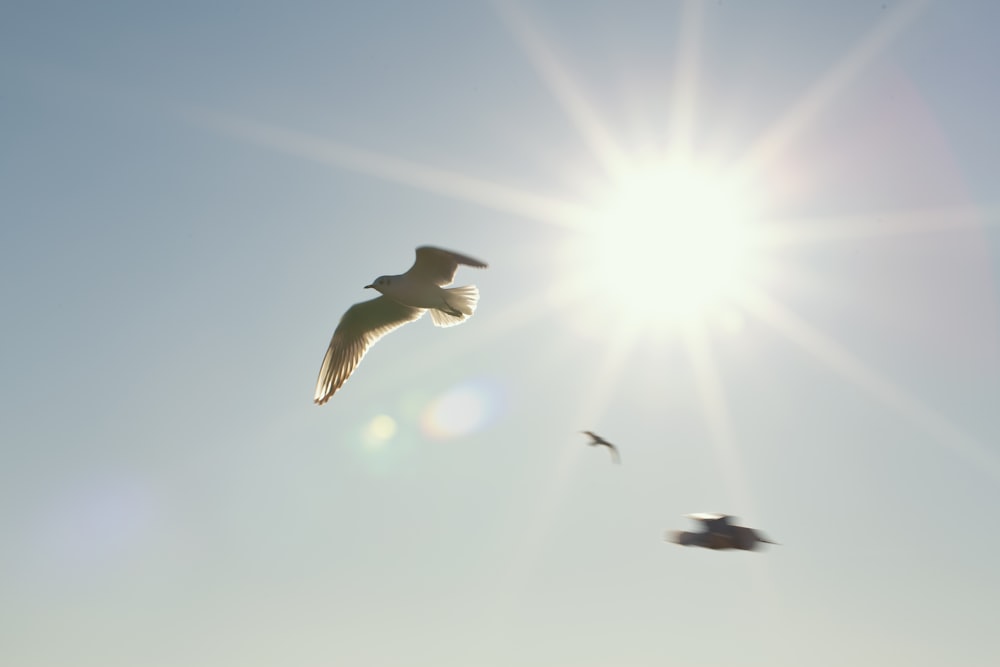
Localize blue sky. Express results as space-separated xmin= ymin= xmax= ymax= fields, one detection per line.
xmin=2 ymin=1 xmax=999 ymax=665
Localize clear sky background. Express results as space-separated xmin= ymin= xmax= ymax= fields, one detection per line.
xmin=3 ymin=1 xmax=999 ymax=665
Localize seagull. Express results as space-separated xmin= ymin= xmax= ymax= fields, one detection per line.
xmin=667 ymin=513 xmax=778 ymax=551
xmin=581 ymin=430 xmax=621 ymax=464
xmin=313 ymin=246 xmax=487 ymax=404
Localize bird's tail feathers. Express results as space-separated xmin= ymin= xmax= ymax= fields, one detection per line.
xmin=431 ymin=285 xmax=479 ymax=327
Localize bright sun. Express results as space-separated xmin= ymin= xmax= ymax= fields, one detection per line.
xmin=569 ymin=158 xmax=762 ymax=332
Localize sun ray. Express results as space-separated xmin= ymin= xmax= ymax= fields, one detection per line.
xmin=492 ymin=1 xmax=628 ymax=175
xmin=664 ymin=0 xmax=706 ymax=155
xmin=335 ymin=277 xmax=579 ymax=404
xmin=758 ymin=204 xmax=1000 ymax=247
xmin=482 ymin=319 xmax=641 ymax=634
xmin=738 ymin=0 xmax=931 ymax=176
xmin=352 ymin=255 xmax=646 ymax=413
xmin=184 ymin=109 xmax=586 ymax=229
xmin=574 ymin=320 xmax=644 ymax=424
xmin=683 ymin=323 xmax=753 ymax=514
xmin=741 ymin=286 xmax=1000 ymax=480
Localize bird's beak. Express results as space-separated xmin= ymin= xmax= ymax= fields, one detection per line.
xmin=364 ymin=284 xmax=374 ymax=289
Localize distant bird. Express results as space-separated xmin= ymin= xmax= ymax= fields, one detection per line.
xmin=667 ymin=513 xmax=778 ymax=551
xmin=314 ymin=246 xmax=487 ymax=404
xmin=581 ymin=431 xmax=621 ymax=464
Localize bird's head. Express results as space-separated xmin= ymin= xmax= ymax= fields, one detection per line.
xmin=365 ymin=275 xmax=393 ymax=293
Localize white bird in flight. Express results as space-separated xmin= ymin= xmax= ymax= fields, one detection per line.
xmin=314 ymin=246 xmax=488 ymax=404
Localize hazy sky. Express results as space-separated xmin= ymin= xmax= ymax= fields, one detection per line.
xmin=3 ymin=1 xmax=999 ymax=666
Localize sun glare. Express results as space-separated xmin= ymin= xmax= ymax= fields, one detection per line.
xmin=570 ymin=159 xmax=762 ymax=331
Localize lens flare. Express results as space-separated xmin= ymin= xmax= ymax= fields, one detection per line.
xmin=420 ymin=379 xmax=504 ymax=440
xmin=362 ymin=414 xmax=398 ymax=448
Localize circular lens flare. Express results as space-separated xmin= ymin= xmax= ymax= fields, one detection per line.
xmin=362 ymin=414 xmax=398 ymax=448
xmin=421 ymin=380 xmax=504 ymax=440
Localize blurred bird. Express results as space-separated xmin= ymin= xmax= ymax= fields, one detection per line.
xmin=667 ymin=513 xmax=778 ymax=551
xmin=314 ymin=246 xmax=487 ymax=404
xmin=581 ymin=430 xmax=621 ymax=464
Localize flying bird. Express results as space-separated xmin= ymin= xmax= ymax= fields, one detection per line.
xmin=581 ymin=431 xmax=621 ymax=464
xmin=314 ymin=246 xmax=487 ymax=404
xmin=667 ymin=513 xmax=778 ymax=551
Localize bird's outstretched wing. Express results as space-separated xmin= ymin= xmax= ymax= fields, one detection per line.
xmin=581 ymin=431 xmax=621 ymax=464
xmin=581 ymin=430 xmax=609 ymax=445
xmin=406 ymin=246 xmax=488 ymax=286
xmin=686 ymin=513 xmax=731 ymax=523
xmin=314 ymin=297 xmax=425 ymax=404
xmin=753 ymin=530 xmax=779 ymax=546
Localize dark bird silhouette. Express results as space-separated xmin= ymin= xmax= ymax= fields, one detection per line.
xmin=667 ymin=513 xmax=778 ymax=551
xmin=314 ymin=246 xmax=487 ymax=404
xmin=581 ymin=431 xmax=621 ymax=464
